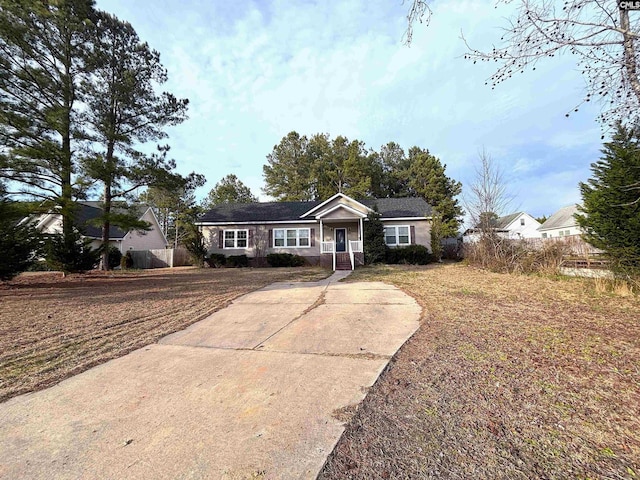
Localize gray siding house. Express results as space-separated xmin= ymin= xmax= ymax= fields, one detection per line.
xmin=197 ymin=193 xmax=433 ymax=270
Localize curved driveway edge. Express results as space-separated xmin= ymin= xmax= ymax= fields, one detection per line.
xmin=0 ymin=271 xmax=421 ymax=480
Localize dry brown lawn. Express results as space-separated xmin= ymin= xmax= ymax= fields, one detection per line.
xmin=0 ymin=266 xmax=328 ymax=403
xmin=319 ymin=263 xmax=639 ymax=480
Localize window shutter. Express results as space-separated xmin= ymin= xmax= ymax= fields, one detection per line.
xmin=268 ymin=229 xmax=273 ymax=247
xmin=310 ymin=228 xmax=315 ymax=247
xmin=218 ymin=230 xmax=223 ymax=249
xmin=410 ymin=225 xmax=416 ymax=245
xmin=249 ymin=230 xmax=254 ymax=247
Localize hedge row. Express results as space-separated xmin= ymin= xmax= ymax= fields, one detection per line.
xmin=206 ymin=253 xmax=307 ymax=268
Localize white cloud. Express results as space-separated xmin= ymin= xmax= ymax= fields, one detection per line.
xmin=95 ymin=0 xmax=605 ymax=214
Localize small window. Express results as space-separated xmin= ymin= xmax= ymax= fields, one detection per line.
xmin=398 ymin=226 xmax=410 ymax=245
xmin=224 ymin=229 xmax=248 ymax=249
xmin=384 ymin=227 xmax=396 ymax=245
xmin=558 ymin=230 xmax=564 ymax=237
xmin=564 ymin=229 xmax=571 ymax=236
xmin=274 ymin=229 xmax=285 ymax=247
xmin=542 ymin=233 xmax=548 ymax=239
xmin=520 ymin=218 xmax=525 ymax=226
xmin=299 ymin=229 xmax=310 ymax=247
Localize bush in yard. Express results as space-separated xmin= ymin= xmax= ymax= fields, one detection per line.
xmin=0 ymin=199 xmax=42 ymax=280
xmin=386 ymin=245 xmax=434 ymax=265
xmin=120 ymin=251 xmax=134 ymax=269
xmin=463 ymin=236 xmax=570 ymax=275
xmin=442 ymin=239 xmax=464 ymax=261
xmin=44 ymin=231 xmax=101 ymax=273
xmin=27 ymin=260 xmax=53 ymax=272
xmin=207 ymin=253 xmax=226 ymax=268
xmin=266 ymin=253 xmax=306 ymax=267
xmin=225 ymin=254 xmax=249 ymax=267
xmin=183 ymin=223 xmax=208 ymax=267
xmin=107 ymin=246 xmax=122 ymax=270
xmin=363 ymin=208 xmax=386 ymax=264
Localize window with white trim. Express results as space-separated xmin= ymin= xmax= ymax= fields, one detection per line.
xmin=273 ymin=228 xmax=310 ymax=248
xmin=224 ymin=229 xmax=248 ymax=248
xmin=384 ymin=225 xmax=410 ymax=246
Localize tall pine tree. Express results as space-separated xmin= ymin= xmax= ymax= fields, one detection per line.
xmin=576 ymin=124 xmax=640 ymax=277
xmin=0 ymin=0 xmax=95 ymax=245
xmin=81 ymin=12 xmax=189 ymax=269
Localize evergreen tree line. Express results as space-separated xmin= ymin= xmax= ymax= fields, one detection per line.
xmin=262 ymin=131 xmax=464 ymax=236
xmin=0 ymin=0 xmax=202 ymax=276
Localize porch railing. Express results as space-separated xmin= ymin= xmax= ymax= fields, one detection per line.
xmin=349 ymin=240 xmax=363 ymax=253
xmin=322 ymin=241 xmax=336 ymax=271
xmin=321 ymin=241 xmax=334 ymax=253
xmin=322 ymin=240 xmax=362 ymax=271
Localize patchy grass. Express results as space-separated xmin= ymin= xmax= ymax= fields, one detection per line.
xmin=320 ymin=263 xmax=640 ymax=480
xmin=0 ymin=267 xmax=328 ymax=402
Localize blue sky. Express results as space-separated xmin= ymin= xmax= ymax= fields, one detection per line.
xmin=95 ymin=0 xmax=604 ymax=223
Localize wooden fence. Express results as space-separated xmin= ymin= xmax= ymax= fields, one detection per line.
xmin=128 ymin=248 xmax=192 ymax=269
xmin=526 ymin=235 xmax=602 ymax=257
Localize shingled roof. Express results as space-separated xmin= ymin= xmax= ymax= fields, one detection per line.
xmin=198 ymin=197 xmax=432 ymax=223
xmin=494 ymin=212 xmax=523 ymax=229
xmin=74 ymin=204 xmax=128 ymax=239
xmin=361 ymin=197 xmax=432 ymax=218
xmin=538 ymin=205 xmax=579 ymax=231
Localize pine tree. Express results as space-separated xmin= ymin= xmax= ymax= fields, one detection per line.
xmin=0 ymin=0 xmax=95 ymax=246
xmin=202 ymin=174 xmax=257 ymax=209
xmin=81 ymin=12 xmax=189 ymax=270
xmin=576 ymin=124 xmax=640 ymax=277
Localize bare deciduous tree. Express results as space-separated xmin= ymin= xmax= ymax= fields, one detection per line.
xmin=405 ymin=0 xmax=640 ymax=129
xmin=463 ymin=149 xmax=513 ymax=236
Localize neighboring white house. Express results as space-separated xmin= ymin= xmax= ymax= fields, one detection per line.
xmin=32 ymin=202 xmax=168 ymax=252
xmin=463 ymin=211 xmax=542 ymax=242
xmin=537 ymin=205 xmax=582 ymax=238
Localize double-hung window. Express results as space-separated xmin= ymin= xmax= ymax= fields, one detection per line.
xmin=224 ymin=229 xmax=248 ymax=248
xmin=384 ymin=226 xmax=410 ymax=246
xmin=273 ymin=228 xmax=310 ymax=248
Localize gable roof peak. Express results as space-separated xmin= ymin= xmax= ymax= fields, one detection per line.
xmin=300 ymin=192 xmax=372 ymax=218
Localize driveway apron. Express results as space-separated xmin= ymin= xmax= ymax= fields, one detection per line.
xmin=0 ymin=271 xmax=421 ymax=480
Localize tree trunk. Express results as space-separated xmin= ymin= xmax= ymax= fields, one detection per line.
xmin=101 ymin=181 xmax=112 ymax=271
xmin=620 ymin=8 xmax=640 ymax=107
xmin=100 ymin=135 xmax=116 ymax=271
xmin=60 ymin=26 xmax=74 ymax=247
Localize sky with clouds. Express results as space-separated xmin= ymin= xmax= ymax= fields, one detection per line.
xmin=95 ymin=0 xmax=605 ymax=223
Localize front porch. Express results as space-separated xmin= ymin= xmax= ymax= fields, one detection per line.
xmin=321 ymin=240 xmax=364 ymax=271
xmin=300 ymin=193 xmax=369 ymax=271
xmin=319 ymin=217 xmax=364 ymax=270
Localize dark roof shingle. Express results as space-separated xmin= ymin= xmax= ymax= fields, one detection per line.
xmin=75 ymin=204 xmax=127 ymax=239
xmin=198 ymin=197 xmax=432 ymax=223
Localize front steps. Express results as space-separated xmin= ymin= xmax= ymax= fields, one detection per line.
xmin=335 ymin=252 xmax=351 ymax=270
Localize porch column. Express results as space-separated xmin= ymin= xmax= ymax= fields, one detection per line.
xmin=320 ymin=219 xmax=324 ymax=246
xmin=359 ymin=217 xmax=363 ymax=240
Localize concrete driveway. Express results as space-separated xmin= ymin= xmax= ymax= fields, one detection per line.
xmin=0 ymin=271 xmax=421 ymax=480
